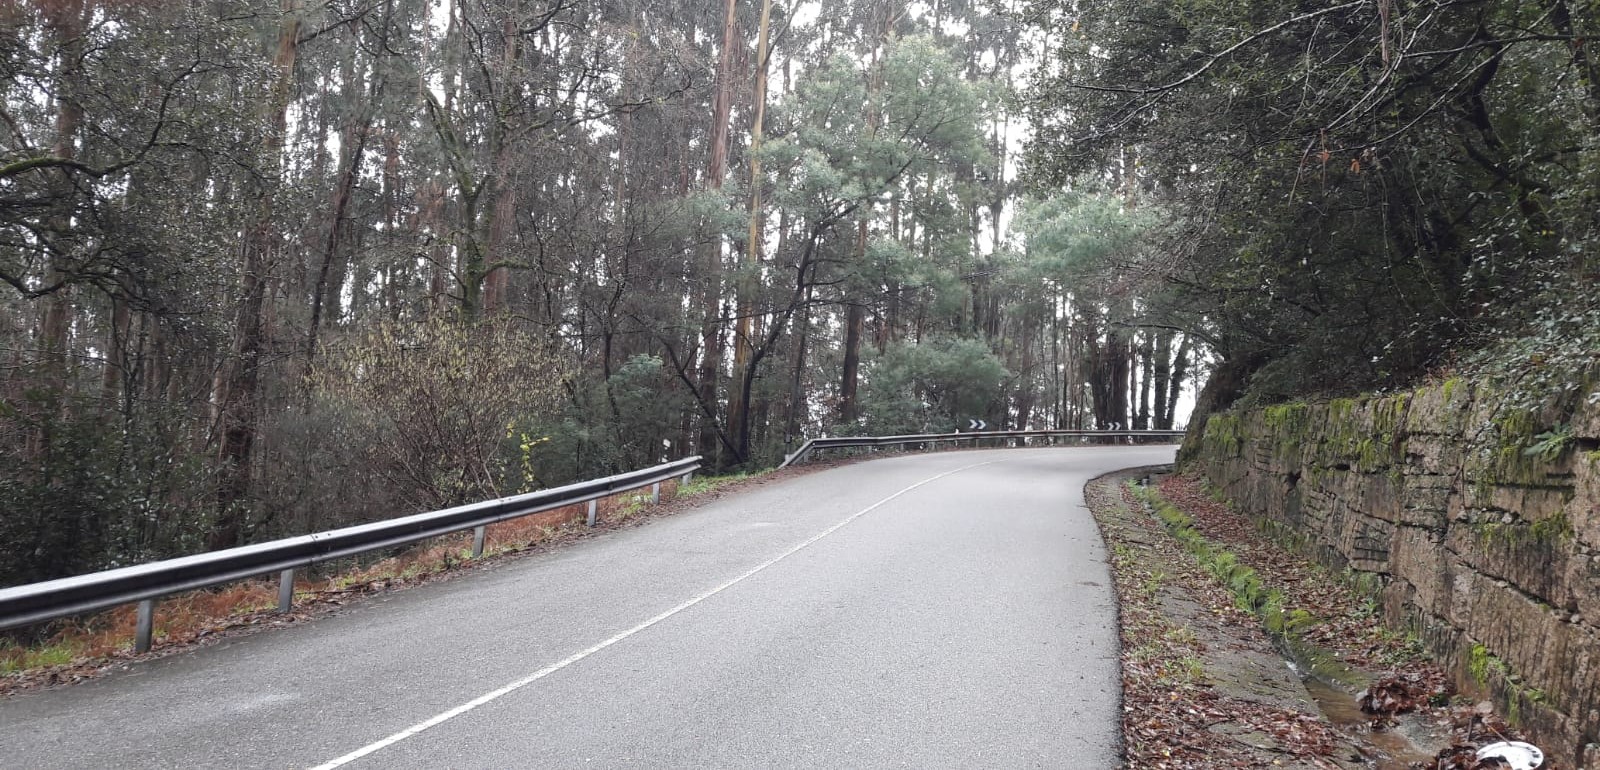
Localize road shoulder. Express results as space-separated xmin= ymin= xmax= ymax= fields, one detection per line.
xmin=1087 ymin=467 xmax=1365 ymax=767
xmin=1087 ymin=467 xmax=1558 ymax=769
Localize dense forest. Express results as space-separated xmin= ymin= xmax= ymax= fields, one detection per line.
xmin=1030 ymin=0 xmax=1600 ymax=418
xmin=0 ymin=0 xmax=1190 ymax=586
xmin=8 ymin=0 xmax=1595 ymax=588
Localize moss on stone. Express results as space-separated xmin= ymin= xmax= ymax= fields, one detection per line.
xmin=1468 ymin=641 xmax=1506 ymax=687
xmin=1204 ymin=413 xmax=1245 ymax=456
xmin=1473 ymin=512 xmax=1573 ymax=547
xmin=1480 ymin=408 xmax=1565 ymax=487
xmin=1129 ymin=482 xmax=1293 ymax=634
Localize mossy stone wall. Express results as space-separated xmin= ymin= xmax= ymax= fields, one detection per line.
xmin=1194 ymin=380 xmax=1600 ymax=765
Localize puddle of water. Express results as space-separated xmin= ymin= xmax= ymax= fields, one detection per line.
xmin=1299 ymin=673 xmax=1437 ymax=769
xmin=1277 ymin=638 xmax=1441 ymax=769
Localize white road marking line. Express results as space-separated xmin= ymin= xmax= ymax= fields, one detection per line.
xmin=308 ymin=459 xmax=996 ymax=769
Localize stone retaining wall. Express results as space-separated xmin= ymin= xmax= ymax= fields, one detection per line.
xmin=1194 ymin=379 xmax=1600 ymax=765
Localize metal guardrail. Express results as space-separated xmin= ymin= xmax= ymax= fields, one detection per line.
xmin=0 ymin=456 xmax=702 ymax=652
xmin=779 ymin=429 xmax=1186 ymax=468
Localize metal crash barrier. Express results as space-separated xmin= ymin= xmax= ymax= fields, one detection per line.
xmin=0 ymin=457 xmax=702 ymax=652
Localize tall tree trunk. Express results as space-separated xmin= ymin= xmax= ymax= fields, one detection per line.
xmin=1153 ymin=330 xmax=1172 ymax=429
xmin=38 ymin=0 xmax=86 ymax=402
xmin=839 ymin=2 xmax=894 ymax=425
xmin=786 ymin=288 xmax=812 ymax=443
xmin=213 ymin=0 xmax=300 ymax=550
xmin=1135 ymin=330 xmax=1152 ymax=430
xmin=100 ymin=298 xmax=129 ymax=411
xmin=839 ymin=282 xmax=865 ymax=424
xmin=1050 ymin=295 xmax=1063 ymax=427
xmin=306 ymin=48 xmax=379 ymax=366
xmin=728 ymin=0 xmax=774 ymax=464
xmin=1112 ymin=330 xmax=1131 ymax=429
xmin=1015 ymin=320 xmax=1036 ymax=429
xmin=1162 ymin=335 xmax=1192 ymax=430
xmin=482 ymin=181 xmax=515 ymax=314
xmin=380 ymin=130 xmax=402 ymax=319
xmin=697 ymin=0 xmax=739 ymax=463
xmin=481 ymin=6 xmax=524 ymax=316
xmin=422 ymin=179 xmax=449 ymax=317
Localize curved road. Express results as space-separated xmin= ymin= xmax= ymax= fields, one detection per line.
xmin=0 ymin=446 xmax=1173 ymax=768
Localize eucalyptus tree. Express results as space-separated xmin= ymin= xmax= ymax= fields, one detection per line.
xmin=1013 ymin=191 xmax=1159 ymax=429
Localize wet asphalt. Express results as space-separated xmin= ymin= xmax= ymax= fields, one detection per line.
xmin=0 ymin=445 xmax=1174 ymax=769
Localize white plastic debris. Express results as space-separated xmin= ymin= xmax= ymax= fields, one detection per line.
xmin=1475 ymin=741 xmax=1544 ymax=770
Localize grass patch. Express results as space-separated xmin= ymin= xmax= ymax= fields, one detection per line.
xmin=0 ymin=642 xmax=78 ymax=674
xmin=679 ymin=469 xmax=770 ymax=497
xmin=1129 ymin=481 xmax=1292 ymax=633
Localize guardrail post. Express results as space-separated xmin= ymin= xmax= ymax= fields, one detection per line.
xmin=681 ymin=471 xmax=694 ymax=487
xmin=652 ymin=482 xmax=661 ymax=505
xmin=586 ymin=499 xmax=598 ymax=526
xmin=135 ymin=599 xmax=155 ymax=653
xmin=277 ymin=569 xmax=295 ymax=613
xmin=472 ymin=525 xmax=487 ymax=558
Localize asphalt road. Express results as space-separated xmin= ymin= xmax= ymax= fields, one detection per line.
xmin=0 ymin=445 xmax=1174 ymax=769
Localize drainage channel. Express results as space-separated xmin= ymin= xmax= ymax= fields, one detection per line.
xmin=1277 ymin=638 xmax=1443 ymax=769
xmin=1297 ymin=672 xmax=1439 ymax=768
xmin=1274 ymin=630 xmax=1439 ymax=767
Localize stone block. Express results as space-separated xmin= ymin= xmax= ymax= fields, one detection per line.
xmin=1571 ymin=454 xmax=1600 ymax=549
xmin=1444 ymin=520 xmax=1574 ymax=618
xmin=1407 ymin=434 xmax=1466 ymax=475
xmin=1572 ymin=397 xmax=1600 ymax=439
xmin=1390 ymin=525 xmax=1448 ymax=614
xmin=1361 ymin=472 xmax=1405 ymax=523
xmin=1566 ymin=554 xmax=1600 ymax=622
xmin=1406 ymin=383 xmax=1474 ymax=437
xmin=1342 ymin=515 xmax=1393 ymax=571
xmin=1460 ymin=579 xmax=1573 ymax=705
xmin=1490 ymin=484 xmax=1575 ymax=517
xmin=1445 ymin=563 xmax=1480 ymax=629
xmin=1398 ymin=474 xmax=1452 ymax=530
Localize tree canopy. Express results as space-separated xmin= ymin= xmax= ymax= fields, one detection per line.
xmin=1028 ymin=0 xmax=1600 ymax=408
